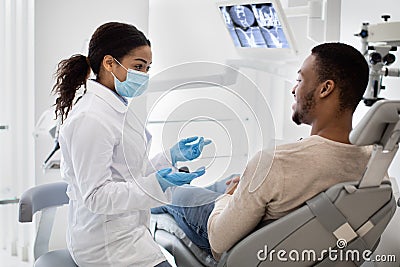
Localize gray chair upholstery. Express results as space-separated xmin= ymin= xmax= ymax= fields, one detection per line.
xmin=34 ymin=250 xmax=78 ymax=267
xmin=151 ymin=100 xmax=400 ymax=267
xmin=151 ymin=213 xmax=218 ymax=267
xmin=18 ymin=181 xmax=78 ymax=267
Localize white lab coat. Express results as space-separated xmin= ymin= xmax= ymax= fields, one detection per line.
xmin=59 ymin=80 xmax=172 ymax=267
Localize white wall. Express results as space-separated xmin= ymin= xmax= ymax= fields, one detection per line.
xmin=149 ymin=0 xmax=240 ymax=73
xmin=0 ymin=0 xmax=35 ymax=261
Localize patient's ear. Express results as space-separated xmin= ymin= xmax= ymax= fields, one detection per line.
xmin=319 ymin=80 xmax=335 ymax=98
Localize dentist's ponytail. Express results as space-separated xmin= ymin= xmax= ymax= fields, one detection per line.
xmin=52 ymin=54 xmax=90 ymax=122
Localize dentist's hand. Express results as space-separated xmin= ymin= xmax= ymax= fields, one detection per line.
xmin=156 ymin=167 xmax=206 ymax=191
xmin=170 ymin=136 xmax=212 ymax=166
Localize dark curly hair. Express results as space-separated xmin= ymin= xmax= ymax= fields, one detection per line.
xmin=311 ymin=42 xmax=369 ymax=112
xmin=52 ymin=22 xmax=151 ymax=122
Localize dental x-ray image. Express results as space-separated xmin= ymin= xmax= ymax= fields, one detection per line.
xmin=220 ymin=3 xmax=290 ymax=48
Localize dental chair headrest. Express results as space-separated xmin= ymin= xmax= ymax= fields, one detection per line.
xmin=350 ymin=100 xmax=400 ymax=147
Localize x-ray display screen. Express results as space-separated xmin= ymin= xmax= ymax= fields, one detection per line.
xmin=220 ymin=3 xmax=290 ymax=48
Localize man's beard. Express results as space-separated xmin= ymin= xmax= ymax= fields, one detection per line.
xmin=292 ymin=90 xmax=315 ymax=125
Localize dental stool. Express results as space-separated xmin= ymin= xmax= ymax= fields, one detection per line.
xmin=151 ymin=100 xmax=400 ymax=267
xmin=19 ymin=181 xmax=78 ymax=267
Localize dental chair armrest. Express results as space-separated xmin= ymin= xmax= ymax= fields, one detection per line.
xmin=19 ymin=181 xmax=69 ymax=223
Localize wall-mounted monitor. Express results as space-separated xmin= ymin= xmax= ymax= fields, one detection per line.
xmin=218 ymin=0 xmax=298 ymax=61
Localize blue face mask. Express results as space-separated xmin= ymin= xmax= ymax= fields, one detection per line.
xmin=112 ymin=58 xmax=149 ymax=98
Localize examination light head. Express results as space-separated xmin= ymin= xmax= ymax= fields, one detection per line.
xmin=356 ymin=15 xmax=400 ymax=106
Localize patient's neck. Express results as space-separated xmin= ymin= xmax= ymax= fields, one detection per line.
xmin=310 ymin=111 xmax=353 ymax=144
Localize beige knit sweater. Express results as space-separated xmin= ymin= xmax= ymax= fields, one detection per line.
xmin=207 ymin=135 xmax=372 ymax=259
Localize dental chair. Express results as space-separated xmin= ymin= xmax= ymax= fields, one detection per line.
xmin=18 ymin=181 xmax=78 ymax=267
xmin=150 ymin=99 xmax=400 ymax=267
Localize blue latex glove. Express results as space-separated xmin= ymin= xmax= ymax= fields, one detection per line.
xmin=170 ymin=136 xmax=212 ymax=166
xmin=156 ymin=167 xmax=206 ymax=191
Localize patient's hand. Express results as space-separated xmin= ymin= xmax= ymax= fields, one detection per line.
xmin=225 ymin=175 xmax=240 ymax=195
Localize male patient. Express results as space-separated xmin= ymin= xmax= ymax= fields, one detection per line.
xmin=152 ymin=42 xmax=371 ymax=260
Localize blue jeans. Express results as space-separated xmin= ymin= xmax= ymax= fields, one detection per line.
xmin=151 ymin=176 xmax=233 ymax=255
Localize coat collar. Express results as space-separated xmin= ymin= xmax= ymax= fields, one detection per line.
xmin=86 ymin=79 xmax=128 ymax=113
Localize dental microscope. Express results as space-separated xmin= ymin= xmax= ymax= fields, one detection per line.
xmin=355 ymin=15 xmax=400 ymax=106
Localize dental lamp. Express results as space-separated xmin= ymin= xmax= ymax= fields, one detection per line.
xmin=355 ymin=15 xmax=400 ymax=106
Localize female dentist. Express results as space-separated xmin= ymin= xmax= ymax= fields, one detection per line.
xmin=52 ymin=22 xmax=209 ymax=267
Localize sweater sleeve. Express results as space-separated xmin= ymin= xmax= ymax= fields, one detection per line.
xmin=207 ymin=150 xmax=283 ymax=259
